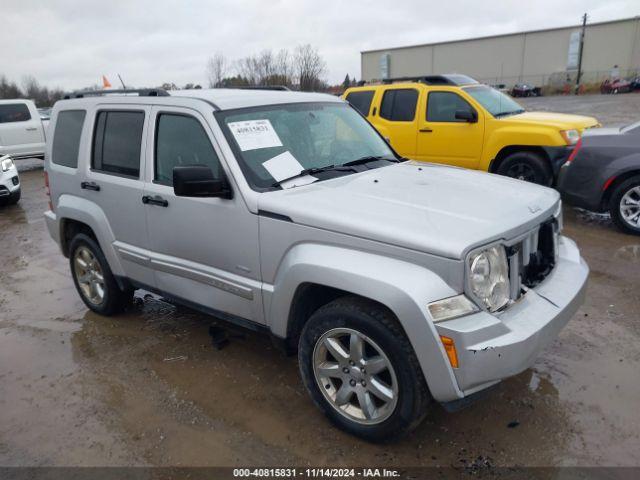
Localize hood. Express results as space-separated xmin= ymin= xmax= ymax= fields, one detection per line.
xmin=505 ymin=111 xmax=599 ymax=131
xmin=258 ymin=162 xmax=560 ymax=259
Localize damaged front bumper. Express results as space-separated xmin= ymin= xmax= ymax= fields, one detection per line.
xmin=435 ymin=235 xmax=588 ymax=396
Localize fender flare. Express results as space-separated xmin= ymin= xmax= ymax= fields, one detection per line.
xmin=266 ymin=243 xmax=465 ymax=401
xmin=55 ymin=194 xmax=125 ymax=276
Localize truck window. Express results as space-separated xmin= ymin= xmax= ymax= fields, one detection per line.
xmin=379 ymin=89 xmax=418 ymax=122
xmin=345 ymin=91 xmax=375 ymax=116
xmin=52 ymin=110 xmax=86 ymax=168
xmin=427 ymin=92 xmax=474 ymax=122
xmin=92 ymin=111 xmax=144 ymax=178
xmin=0 ymin=103 xmax=31 ymax=123
xmin=154 ymin=113 xmax=222 ymax=186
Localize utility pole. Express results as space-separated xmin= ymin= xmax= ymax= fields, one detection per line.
xmin=575 ymin=13 xmax=588 ymax=94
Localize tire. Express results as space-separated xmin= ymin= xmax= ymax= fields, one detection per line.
xmin=8 ymin=188 xmax=21 ymax=205
xmin=69 ymin=233 xmax=133 ymax=315
xmin=609 ymin=176 xmax=640 ymax=235
xmin=298 ymin=296 xmax=431 ymax=442
xmin=497 ymin=151 xmax=553 ymax=186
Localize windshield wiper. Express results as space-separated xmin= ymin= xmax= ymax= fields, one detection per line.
xmin=494 ymin=109 xmax=525 ymax=118
xmin=342 ymin=155 xmax=402 ymax=167
xmin=271 ymin=156 xmax=402 ymax=188
xmin=271 ymin=164 xmax=354 ymax=187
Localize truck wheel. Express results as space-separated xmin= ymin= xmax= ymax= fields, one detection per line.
xmin=497 ymin=151 xmax=553 ymax=186
xmin=298 ymin=297 xmax=431 ymax=442
xmin=609 ymin=176 xmax=640 ymax=235
xmin=69 ymin=233 xmax=133 ymax=315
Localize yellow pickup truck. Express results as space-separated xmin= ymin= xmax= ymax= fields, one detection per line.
xmin=343 ymin=75 xmax=599 ymax=185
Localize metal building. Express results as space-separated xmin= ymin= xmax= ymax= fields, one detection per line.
xmin=361 ymin=16 xmax=640 ymax=87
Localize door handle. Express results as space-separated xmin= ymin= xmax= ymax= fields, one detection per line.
xmin=419 ymin=128 xmax=433 ymax=133
xmin=142 ymin=195 xmax=169 ymax=207
xmin=81 ymin=181 xmax=101 ymax=191
xmin=26 ymin=127 xmax=38 ymax=131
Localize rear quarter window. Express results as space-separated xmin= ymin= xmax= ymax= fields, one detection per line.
xmin=0 ymin=103 xmax=31 ymax=123
xmin=52 ymin=110 xmax=86 ymax=168
xmin=379 ymin=89 xmax=418 ymax=122
xmin=345 ymin=91 xmax=375 ymax=116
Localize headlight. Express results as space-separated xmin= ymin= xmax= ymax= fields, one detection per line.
xmin=468 ymin=245 xmax=510 ymax=312
xmin=560 ymin=129 xmax=580 ymax=145
xmin=1 ymin=157 xmax=15 ymax=172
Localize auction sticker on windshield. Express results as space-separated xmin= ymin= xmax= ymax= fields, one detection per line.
xmin=228 ymin=119 xmax=283 ymax=151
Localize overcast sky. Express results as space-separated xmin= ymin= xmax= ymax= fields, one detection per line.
xmin=2 ymin=0 xmax=638 ymax=90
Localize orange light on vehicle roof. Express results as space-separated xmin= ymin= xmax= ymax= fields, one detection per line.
xmin=440 ymin=335 xmax=459 ymax=368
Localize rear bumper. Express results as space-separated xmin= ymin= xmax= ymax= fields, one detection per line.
xmin=435 ymin=236 xmax=588 ymax=396
xmin=543 ymin=146 xmax=573 ymax=177
xmin=44 ymin=210 xmax=61 ymax=246
xmin=557 ymin=162 xmax=605 ymax=212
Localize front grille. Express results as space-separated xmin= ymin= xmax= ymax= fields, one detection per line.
xmin=0 ymin=186 xmax=8 ymax=197
xmin=506 ymin=218 xmax=559 ymax=300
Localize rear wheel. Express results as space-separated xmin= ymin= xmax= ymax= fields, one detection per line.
xmin=69 ymin=233 xmax=133 ymax=315
xmin=497 ymin=151 xmax=553 ymax=186
xmin=610 ymin=176 xmax=640 ymax=235
xmin=298 ymin=297 xmax=431 ymax=442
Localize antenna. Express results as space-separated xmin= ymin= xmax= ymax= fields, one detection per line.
xmin=117 ymin=74 xmax=127 ymax=90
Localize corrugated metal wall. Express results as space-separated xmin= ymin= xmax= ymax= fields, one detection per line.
xmin=361 ymin=17 xmax=640 ymax=87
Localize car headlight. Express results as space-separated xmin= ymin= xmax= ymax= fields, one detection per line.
xmin=1 ymin=157 xmax=15 ymax=172
xmin=468 ymin=245 xmax=510 ymax=312
xmin=560 ymin=129 xmax=580 ymax=145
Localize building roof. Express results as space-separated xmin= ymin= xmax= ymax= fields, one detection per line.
xmin=361 ymin=16 xmax=639 ymax=54
xmin=170 ymin=88 xmax=343 ymax=110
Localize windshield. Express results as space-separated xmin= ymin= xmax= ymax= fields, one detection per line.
xmin=464 ymin=85 xmax=525 ymax=118
xmin=216 ymin=102 xmax=396 ymax=190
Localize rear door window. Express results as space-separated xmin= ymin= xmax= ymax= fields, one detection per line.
xmin=92 ymin=111 xmax=145 ymax=178
xmin=52 ymin=110 xmax=86 ymax=168
xmin=0 ymin=103 xmax=31 ymax=123
xmin=379 ymin=89 xmax=418 ymax=121
xmin=427 ymin=92 xmax=474 ymax=122
xmin=345 ymin=91 xmax=375 ymax=116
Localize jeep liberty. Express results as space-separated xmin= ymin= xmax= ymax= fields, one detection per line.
xmin=44 ymin=88 xmax=588 ymax=441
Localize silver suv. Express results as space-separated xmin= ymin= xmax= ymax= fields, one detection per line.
xmin=44 ymin=88 xmax=588 ymax=441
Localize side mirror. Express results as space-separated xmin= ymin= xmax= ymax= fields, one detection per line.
xmin=173 ymin=165 xmax=233 ymax=199
xmin=455 ymin=110 xmax=477 ymax=123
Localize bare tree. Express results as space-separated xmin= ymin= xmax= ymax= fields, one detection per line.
xmin=206 ymin=53 xmax=229 ymax=88
xmin=0 ymin=75 xmax=22 ymax=99
xmin=293 ymin=44 xmax=326 ymax=91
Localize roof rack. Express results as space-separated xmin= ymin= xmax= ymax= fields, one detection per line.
xmin=234 ymin=85 xmax=291 ymax=91
xmin=381 ymin=74 xmax=478 ymax=86
xmin=63 ymin=88 xmax=170 ymax=99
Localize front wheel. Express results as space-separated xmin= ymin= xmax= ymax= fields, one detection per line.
xmin=497 ymin=151 xmax=553 ymax=186
xmin=298 ymin=297 xmax=431 ymax=442
xmin=609 ymin=176 xmax=640 ymax=235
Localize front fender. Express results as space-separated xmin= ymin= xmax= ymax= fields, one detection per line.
xmin=482 ymin=127 xmax=562 ymax=171
xmin=55 ymin=194 xmax=125 ymax=276
xmin=266 ymin=243 xmax=465 ymax=402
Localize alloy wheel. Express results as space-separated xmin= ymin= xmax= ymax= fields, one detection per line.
xmin=73 ymin=246 xmax=105 ymax=305
xmin=312 ymin=328 xmax=398 ymax=425
xmin=620 ymin=186 xmax=640 ymax=228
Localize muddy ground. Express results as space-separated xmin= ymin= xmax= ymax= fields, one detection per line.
xmin=1 ymin=95 xmax=639 ymax=468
